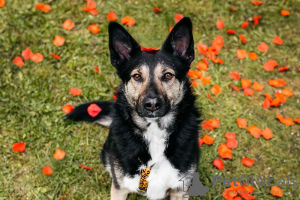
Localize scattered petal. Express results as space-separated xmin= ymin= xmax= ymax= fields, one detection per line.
xmin=216 ymin=19 xmax=225 ymax=29
xmin=202 ymin=135 xmax=215 ymax=145
xmin=202 ymin=118 xmax=220 ymax=130
xmin=13 ymin=56 xmax=24 ymax=67
xmin=248 ymin=125 xmax=261 ymax=138
xmin=88 ymin=24 xmax=101 ymax=34
xmin=94 ymin=66 xmax=99 ymax=73
xmin=174 ymin=14 xmax=184 ymax=23
xmin=50 ymin=52 xmax=60 ymax=60
xmin=0 ymin=0 xmax=5 ymax=7
xmin=53 ymin=35 xmax=65 ymax=46
xmin=12 ymin=142 xmax=26 ymax=152
xmin=263 ymin=59 xmax=278 ymax=71
xmin=239 ymin=34 xmax=247 ymax=44
xmin=211 ymin=84 xmax=222 ymax=96
xmin=69 ymin=88 xmax=82 ymax=96
xmin=252 ymin=82 xmax=264 ymax=91
xmin=62 ymin=19 xmax=75 ymax=31
xmin=273 ymin=36 xmax=283 ymax=45
xmin=199 ymin=137 xmax=204 ymax=147
xmin=53 ymin=149 xmax=66 ymax=160
xmin=243 ymin=88 xmax=254 ymax=96
xmin=236 ymin=49 xmax=247 ymax=59
xmin=257 ymin=42 xmax=269 ymax=52
xmin=248 ymin=52 xmax=258 ymax=60
xmin=62 ymin=104 xmax=74 ymax=114
xmin=218 ymin=144 xmax=232 ymax=159
xmin=281 ymin=10 xmax=290 ymax=16
xmin=87 ymin=103 xmax=102 ymax=117
xmin=43 ymin=165 xmax=53 ymax=175
xmin=241 ymin=78 xmax=251 ymax=89
xmin=236 ymin=118 xmax=247 ymax=129
xmin=107 ymin=11 xmax=117 ymax=21
xmin=31 ymin=53 xmax=43 ymax=63
xmin=213 ymin=158 xmax=224 ymax=170
xmin=197 ymin=43 xmax=207 ymax=55
xmin=241 ymin=21 xmax=249 ymax=29
xmin=153 ymin=7 xmax=162 ymax=13
xmin=278 ymin=66 xmax=289 ymax=71
xmin=80 ymin=164 xmax=93 ymax=170
xmin=251 ymin=1 xmax=263 ymax=5
xmin=197 ymin=61 xmax=208 ymax=71
xmin=202 ymin=76 xmax=211 ymax=85
xmin=121 ymin=16 xmax=136 ymax=26
xmin=230 ymin=85 xmax=240 ymax=92
xmin=282 ymin=88 xmax=293 ymax=97
xmin=242 ymin=157 xmax=255 ymax=167
xmin=22 ymin=48 xmax=34 ymax=60
xmin=270 ymin=186 xmax=283 ymax=197
xmin=229 ymin=71 xmax=240 ymax=80
xmin=226 ymin=29 xmax=235 ymax=34
xmin=261 ymin=128 xmax=273 ymax=140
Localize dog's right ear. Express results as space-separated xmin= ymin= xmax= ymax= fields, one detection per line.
xmin=108 ymin=22 xmax=141 ymax=69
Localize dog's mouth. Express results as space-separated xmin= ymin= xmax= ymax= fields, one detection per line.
xmin=136 ymin=104 xmax=169 ymax=118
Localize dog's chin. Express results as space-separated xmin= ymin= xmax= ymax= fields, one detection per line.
xmin=137 ymin=109 xmax=167 ymax=118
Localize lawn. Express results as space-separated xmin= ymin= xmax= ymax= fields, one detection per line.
xmin=0 ymin=0 xmax=300 ymax=199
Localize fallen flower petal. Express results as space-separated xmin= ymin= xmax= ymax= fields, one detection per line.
xmin=294 ymin=119 xmax=300 ymax=124
xmin=263 ymin=59 xmax=278 ymax=71
xmin=202 ymin=76 xmax=211 ymax=85
xmin=87 ymin=103 xmax=102 ymax=117
xmin=202 ymin=118 xmax=220 ymax=130
xmin=248 ymin=52 xmax=258 ymax=60
xmin=270 ymin=186 xmax=283 ymax=197
xmin=199 ymin=137 xmax=204 ymax=147
xmin=281 ymin=10 xmax=290 ymax=16
xmin=226 ymin=139 xmax=238 ymax=149
xmin=229 ymin=71 xmax=240 ymax=80
xmin=12 ymin=142 xmax=26 ymax=152
xmin=50 ymin=52 xmax=60 ymax=60
xmin=242 ymin=157 xmax=255 ymax=167
xmin=22 ymin=48 xmax=34 ymax=60
xmin=223 ymin=187 xmax=238 ymax=199
xmin=273 ymin=36 xmax=283 ymax=45
xmin=252 ymin=82 xmax=264 ymax=91
xmin=241 ymin=78 xmax=251 ymax=89
xmin=216 ymin=19 xmax=225 ymax=29
xmin=53 ymin=149 xmax=66 ymax=160
xmin=174 ymin=14 xmax=184 ymax=23
xmin=282 ymin=88 xmax=293 ymax=97
xmin=88 ymin=24 xmax=101 ymax=34
xmin=236 ymin=118 xmax=247 ymax=129
xmin=107 ymin=11 xmax=117 ymax=21
xmin=62 ymin=19 xmax=75 ymax=31
xmin=218 ymin=144 xmax=232 ymax=159
xmin=226 ymin=29 xmax=235 ymax=34
xmin=80 ymin=164 xmax=93 ymax=170
xmin=251 ymin=1 xmax=263 ymax=5
xmin=94 ymin=66 xmax=99 ymax=73
xmin=261 ymin=128 xmax=273 ymax=140
xmin=248 ymin=125 xmax=261 ymax=138
xmin=263 ymin=98 xmax=271 ymax=109
xmin=207 ymin=93 xmax=214 ymax=101
xmin=197 ymin=43 xmax=207 ymax=55
xmin=89 ymin=9 xmax=99 ymax=15
xmin=213 ymin=158 xmax=224 ymax=170
xmin=252 ymin=15 xmax=262 ymax=26
xmin=62 ymin=104 xmax=74 ymax=114
xmin=43 ymin=165 xmax=53 ymax=175
xmin=203 ymin=135 xmax=215 ymax=145
xmin=211 ymin=84 xmax=222 ymax=96
xmin=69 ymin=88 xmax=82 ymax=96
xmin=243 ymin=88 xmax=254 ymax=96
xmin=278 ymin=66 xmax=288 ymax=71
xmin=241 ymin=21 xmax=249 ymax=29
xmin=239 ymin=34 xmax=247 ymax=44
xmin=53 ymin=35 xmax=65 ymax=46
xmin=153 ymin=7 xmax=162 ymax=13
xmin=236 ymin=49 xmax=247 ymax=59
xmin=31 ymin=53 xmax=43 ymax=63
xmin=197 ymin=61 xmax=208 ymax=71
xmin=230 ymin=85 xmax=240 ymax=92
xmin=13 ymin=56 xmax=24 ymax=67
xmin=0 ymin=0 xmax=5 ymax=7
xmin=257 ymin=42 xmax=269 ymax=52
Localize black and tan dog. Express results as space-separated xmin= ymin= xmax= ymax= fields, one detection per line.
xmin=66 ymin=17 xmax=200 ymax=200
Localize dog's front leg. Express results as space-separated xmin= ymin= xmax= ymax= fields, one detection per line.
xmin=170 ymin=190 xmax=189 ymax=200
xmin=110 ymin=182 xmax=129 ymax=200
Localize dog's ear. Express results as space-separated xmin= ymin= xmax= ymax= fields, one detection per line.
xmin=108 ymin=22 xmax=141 ymax=69
xmin=161 ymin=17 xmax=194 ymax=64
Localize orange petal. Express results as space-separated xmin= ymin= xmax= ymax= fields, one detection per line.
xmin=42 ymin=4 xmax=51 ymax=13
xmin=226 ymin=29 xmax=235 ymax=34
xmin=13 ymin=56 xmax=24 ymax=67
xmin=241 ymin=78 xmax=251 ymax=89
xmin=94 ymin=66 xmax=100 ymax=73
xmin=43 ymin=165 xmax=53 ymax=175
xmin=273 ymin=36 xmax=283 ymax=45
xmin=199 ymin=137 xmax=204 ymax=147
xmin=281 ymin=10 xmax=290 ymax=16
xmin=242 ymin=157 xmax=255 ymax=167
xmin=86 ymin=0 xmax=97 ymax=10
xmin=190 ymin=80 xmax=200 ymax=88
xmin=197 ymin=43 xmax=208 ymax=55
xmin=89 ymin=9 xmax=99 ymax=15
xmin=69 ymin=88 xmax=82 ymax=96
xmin=187 ymin=70 xmax=202 ymax=79
xmin=263 ymin=98 xmax=271 ymax=109
xmin=257 ymin=42 xmax=269 ymax=52
xmin=80 ymin=164 xmax=93 ymax=170
xmin=226 ymin=139 xmax=238 ymax=149
xmin=248 ymin=125 xmax=261 ymax=138
xmin=230 ymin=85 xmax=240 ymax=92
xmin=31 ymin=53 xmax=43 ymax=63
xmin=251 ymin=1 xmax=263 ymax=5
xmin=202 ymin=118 xmax=220 ymax=130
xmin=12 ymin=142 xmax=26 ymax=152
xmin=0 ymin=0 xmax=5 ymax=7
xmin=53 ymin=35 xmax=65 ymax=46
xmin=174 ymin=14 xmax=184 ymax=23
xmin=153 ymin=7 xmax=162 ymax=13
xmin=107 ymin=11 xmax=117 ymax=21
xmin=218 ymin=144 xmax=232 ymax=159
xmin=88 ymin=24 xmax=100 ymax=34
xmin=213 ymin=158 xmax=224 ymax=170
xmin=225 ymin=132 xmax=236 ymax=140
xmin=261 ymin=128 xmax=273 ymax=140
xmin=264 ymin=93 xmax=273 ymax=101
xmin=239 ymin=34 xmax=247 ymax=44
xmin=202 ymin=135 xmax=215 ymax=145
xmin=229 ymin=71 xmax=240 ymax=80
xmin=201 ymin=76 xmax=211 ymax=85
xmin=270 ymin=186 xmax=283 ymax=197
xmin=53 ymin=149 xmax=66 ymax=160
xmin=252 ymin=81 xmax=264 ymax=91
xmin=216 ymin=19 xmax=225 ymax=29
xmin=263 ymin=59 xmax=278 ymax=71
xmin=278 ymin=66 xmax=289 ymax=71
xmin=236 ymin=118 xmax=247 ymax=129
xmin=294 ymin=119 xmax=300 ymax=124
xmin=243 ymin=88 xmax=254 ymax=96
xmin=87 ymin=103 xmax=102 ymax=117
xmin=62 ymin=104 xmax=74 ymax=114
xmin=252 ymin=15 xmax=262 ymax=26
xmin=241 ymin=21 xmax=249 ymax=29
xmin=236 ymin=49 xmax=247 ymax=59
xmin=126 ymin=18 xmax=136 ymax=27
xmin=62 ymin=19 xmax=75 ymax=31
xmin=50 ymin=52 xmax=61 ymax=60
xmin=22 ymin=48 xmax=33 ymax=60
xmin=223 ymin=187 xmax=238 ymax=199
xmin=207 ymin=93 xmax=214 ymax=101
xmin=248 ymin=52 xmax=258 ymax=60
xmin=211 ymin=84 xmax=222 ymax=96
xmin=197 ymin=61 xmax=208 ymax=71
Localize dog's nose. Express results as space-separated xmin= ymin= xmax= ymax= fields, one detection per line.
xmin=144 ymin=98 xmax=160 ymax=112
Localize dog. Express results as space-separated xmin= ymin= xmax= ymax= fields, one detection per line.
xmin=65 ymin=17 xmax=200 ymax=200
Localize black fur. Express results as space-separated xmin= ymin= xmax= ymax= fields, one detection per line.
xmin=65 ymin=17 xmax=200 ymax=196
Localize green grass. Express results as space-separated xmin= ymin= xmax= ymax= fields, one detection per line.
xmin=0 ymin=0 xmax=300 ymax=199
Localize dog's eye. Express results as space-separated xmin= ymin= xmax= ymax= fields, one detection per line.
xmin=163 ymin=73 xmax=173 ymax=80
xmin=132 ymin=74 xmax=142 ymax=81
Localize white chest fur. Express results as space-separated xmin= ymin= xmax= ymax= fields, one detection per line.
xmin=121 ymin=121 xmax=183 ymax=200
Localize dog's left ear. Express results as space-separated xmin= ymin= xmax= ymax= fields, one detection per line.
xmin=161 ymin=17 xmax=194 ymax=64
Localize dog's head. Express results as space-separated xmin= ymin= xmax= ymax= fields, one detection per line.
xmin=109 ymin=17 xmax=194 ymax=118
